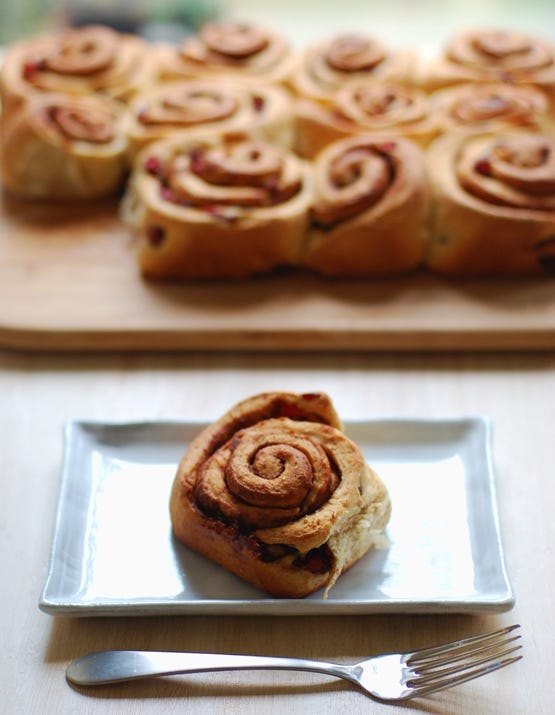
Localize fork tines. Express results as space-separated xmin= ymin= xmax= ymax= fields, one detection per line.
xmin=405 ymin=624 xmax=522 ymax=697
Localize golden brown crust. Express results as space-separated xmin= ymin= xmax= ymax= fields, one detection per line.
xmin=302 ymin=135 xmax=430 ymax=276
xmin=0 ymin=25 xmax=155 ymax=118
xmin=170 ymin=392 xmax=391 ymax=598
xmin=419 ymin=28 xmax=555 ymax=95
xmin=291 ymin=33 xmax=416 ymax=102
xmin=425 ymin=131 xmax=555 ymax=275
xmin=295 ymin=82 xmax=439 ymax=159
xmin=1 ymin=92 xmax=128 ymax=199
xmin=122 ymin=134 xmax=313 ymax=279
xmin=156 ymin=20 xmax=296 ymax=86
xmin=124 ymin=79 xmax=295 ymax=160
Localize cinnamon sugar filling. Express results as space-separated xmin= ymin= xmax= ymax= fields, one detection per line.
xmin=43 ymin=103 xmax=115 ymax=143
xmin=312 ymin=142 xmax=397 ymax=226
xmin=457 ymin=135 xmax=555 ymax=209
xmin=146 ymin=140 xmax=302 ymax=211
xmin=191 ymin=501 xmax=334 ymax=573
xmin=39 ymin=26 xmax=117 ymax=76
xmin=447 ymin=29 xmax=554 ymax=74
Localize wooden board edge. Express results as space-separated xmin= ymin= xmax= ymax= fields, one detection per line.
xmin=1 ymin=324 xmax=554 ymax=352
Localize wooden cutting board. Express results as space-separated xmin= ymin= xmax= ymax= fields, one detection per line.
xmin=0 ymin=192 xmax=553 ymax=352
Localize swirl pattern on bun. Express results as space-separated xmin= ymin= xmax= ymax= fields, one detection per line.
xmin=156 ymin=20 xmax=296 ymax=85
xmin=170 ymin=392 xmax=391 ymax=598
xmin=420 ymin=28 xmax=555 ymax=95
xmin=426 ymin=131 xmax=555 ymax=274
xmin=0 ymin=24 xmax=154 ymax=117
xmin=295 ymin=82 xmax=438 ymax=158
xmin=291 ymin=33 xmax=415 ymax=101
xmin=302 ymin=135 xmax=430 ymax=276
xmin=1 ymin=92 xmax=128 ymax=199
xmin=122 ymin=134 xmax=313 ymax=278
xmin=125 ymin=80 xmax=294 ymax=159
xmin=429 ymin=82 xmax=552 ymax=135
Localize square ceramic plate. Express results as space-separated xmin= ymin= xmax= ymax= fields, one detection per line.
xmin=39 ymin=418 xmax=515 ymax=616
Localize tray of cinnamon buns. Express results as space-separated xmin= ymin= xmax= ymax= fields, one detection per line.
xmin=0 ymin=21 xmax=554 ymax=351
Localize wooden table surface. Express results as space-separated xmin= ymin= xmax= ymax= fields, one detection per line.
xmin=1 ymin=348 xmax=554 ymax=714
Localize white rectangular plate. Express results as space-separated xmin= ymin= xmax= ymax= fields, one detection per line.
xmin=40 ymin=418 xmax=515 ymax=616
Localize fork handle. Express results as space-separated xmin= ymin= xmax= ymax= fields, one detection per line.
xmin=66 ymin=650 xmax=353 ymax=686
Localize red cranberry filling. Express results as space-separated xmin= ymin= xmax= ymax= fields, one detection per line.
xmin=263 ymin=175 xmax=279 ymax=194
xmin=146 ymin=226 xmax=166 ymax=247
xmin=293 ymin=545 xmax=333 ymax=574
xmin=145 ymin=156 xmax=162 ymax=176
xmin=22 ymin=59 xmax=46 ymax=78
xmin=252 ymin=95 xmax=265 ymax=112
xmin=189 ymin=149 xmax=206 ymax=175
xmin=160 ymin=186 xmax=177 ymax=202
xmin=377 ymin=141 xmax=397 ymax=154
xmin=474 ymin=157 xmax=493 ymax=176
xmin=276 ymin=404 xmax=307 ymax=420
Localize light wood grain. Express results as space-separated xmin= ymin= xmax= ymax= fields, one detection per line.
xmin=0 ymin=194 xmax=554 ymax=352
xmin=1 ymin=349 xmax=554 ymax=714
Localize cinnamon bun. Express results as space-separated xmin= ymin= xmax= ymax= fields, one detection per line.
xmin=302 ymin=135 xmax=430 ymax=276
xmin=429 ymin=82 xmax=552 ymax=135
xmin=0 ymin=24 xmax=154 ymax=118
xmin=125 ymin=79 xmax=294 ymax=160
xmin=1 ymin=92 xmax=128 ymax=199
xmin=156 ymin=19 xmax=296 ymax=86
xmin=295 ymin=82 xmax=439 ymax=159
xmin=426 ymin=131 xmax=555 ymax=275
xmin=291 ymin=33 xmax=415 ymax=102
xmin=123 ymin=134 xmax=313 ymax=279
xmin=170 ymin=392 xmax=391 ymax=598
xmin=419 ymin=28 xmax=555 ymax=96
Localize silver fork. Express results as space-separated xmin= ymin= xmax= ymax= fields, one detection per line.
xmin=66 ymin=623 xmax=522 ymax=701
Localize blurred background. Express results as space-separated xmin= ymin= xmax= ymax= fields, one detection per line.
xmin=0 ymin=0 xmax=554 ymax=49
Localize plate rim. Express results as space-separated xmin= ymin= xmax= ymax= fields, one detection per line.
xmin=39 ymin=415 xmax=515 ymax=617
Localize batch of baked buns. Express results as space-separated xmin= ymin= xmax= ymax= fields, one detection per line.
xmin=1 ymin=19 xmax=555 ymax=278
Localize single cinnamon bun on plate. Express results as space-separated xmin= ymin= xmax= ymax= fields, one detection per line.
xmin=156 ymin=19 xmax=296 ymax=86
xmin=418 ymin=28 xmax=555 ymax=97
xmin=426 ymin=131 xmax=555 ymax=275
xmin=122 ymin=134 xmax=313 ymax=279
xmin=1 ymin=92 xmax=128 ymax=199
xmin=290 ymin=33 xmax=415 ymax=102
xmin=124 ymin=79 xmax=295 ymax=161
xmin=301 ymin=135 xmax=430 ymax=276
xmin=295 ymin=81 xmax=439 ymax=159
xmin=169 ymin=391 xmax=391 ymax=598
xmin=429 ymin=82 xmax=553 ymax=135
xmin=0 ymin=24 xmax=154 ymax=118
